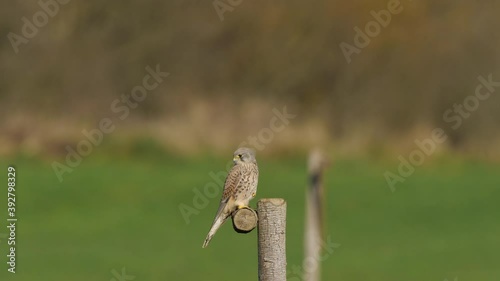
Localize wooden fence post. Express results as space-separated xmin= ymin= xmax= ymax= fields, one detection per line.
xmin=304 ymin=150 xmax=328 ymax=281
xmin=258 ymin=198 xmax=287 ymax=281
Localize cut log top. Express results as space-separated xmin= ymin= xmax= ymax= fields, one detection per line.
xmin=232 ymin=207 xmax=258 ymax=233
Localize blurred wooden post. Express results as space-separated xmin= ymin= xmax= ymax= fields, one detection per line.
xmin=304 ymin=150 xmax=328 ymax=281
xmin=258 ymin=198 xmax=287 ymax=281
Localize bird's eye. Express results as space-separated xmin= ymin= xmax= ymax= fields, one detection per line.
xmin=238 ymin=154 xmax=242 ymax=158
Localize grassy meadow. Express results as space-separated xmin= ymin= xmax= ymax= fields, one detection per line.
xmin=0 ymin=146 xmax=499 ymax=281
xmin=2 ymin=1 xmax=500 ymax=280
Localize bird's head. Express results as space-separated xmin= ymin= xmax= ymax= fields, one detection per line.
xmin=233 ymin=147 xmax=257 ymax=164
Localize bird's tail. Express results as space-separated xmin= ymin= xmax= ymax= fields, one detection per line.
xmin=202 ymin=214 xmax=228 ymax=248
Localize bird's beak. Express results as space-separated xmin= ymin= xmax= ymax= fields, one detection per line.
xmin=233 ymin=155 xmax=240 ymax=162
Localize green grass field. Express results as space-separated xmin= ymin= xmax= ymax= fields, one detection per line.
xmin=0 ymin=152 xmax=499 ymax=281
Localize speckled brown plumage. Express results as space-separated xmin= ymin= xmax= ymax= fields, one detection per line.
xmin=202 ymin=147 xmax=259 ymax=248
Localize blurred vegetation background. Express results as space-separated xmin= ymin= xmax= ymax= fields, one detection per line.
xmin=1 ymin=0 xmax=499 ymax=281
xmin=1 ymin=0 xmax=499 ymax=159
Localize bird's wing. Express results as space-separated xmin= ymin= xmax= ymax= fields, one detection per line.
xmin=213 ymin=164 xmax=242 ymax=220
xmin=223 ymin=164 xmax=242 ymax=201
xmin=202 ymin=165 xmax=243 ymax=248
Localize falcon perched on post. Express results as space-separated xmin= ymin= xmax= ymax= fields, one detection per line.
xmin=202 ymin=147 xmax=259 ymax=248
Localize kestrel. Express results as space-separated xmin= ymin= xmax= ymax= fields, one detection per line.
xmin=202 ymin=147 xmax=259 ymax=248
